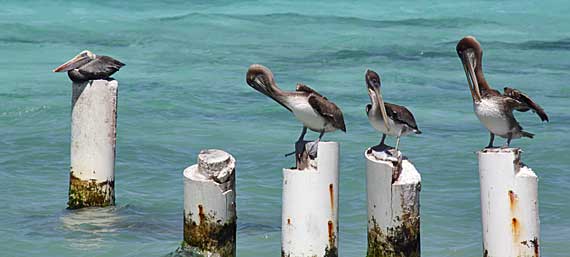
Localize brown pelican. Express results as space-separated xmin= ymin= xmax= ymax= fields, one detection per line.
xmin=365 ymin=69 xmax=421 ymax=155
xmin=456 ymin=36 xmax=549 ymax=148
xmin=53 ymin=50 xmax=124 ymax=82
xmin=246 ymin=64 xmax=346 ymax=161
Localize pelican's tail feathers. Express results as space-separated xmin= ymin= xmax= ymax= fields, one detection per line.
xmin=521 ymin=131 xmax=534 ymax=139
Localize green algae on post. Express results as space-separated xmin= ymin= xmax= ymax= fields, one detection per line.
xmin=68 ymin=172 xmax=114 ymax=209
xmin=367 ymin=216 xmax=420 ymax=257
xmin=183 ymin=209 xmax=236 ymax=257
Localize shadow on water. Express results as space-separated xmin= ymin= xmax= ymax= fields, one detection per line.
xmin=59 ymin=205 xmax=128 ymax=250
xmin=58 ymin=204 xmax=176 ymax=250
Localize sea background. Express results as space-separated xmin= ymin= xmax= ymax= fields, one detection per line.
xmin=0 ymin=0 xmax=569 ymax=256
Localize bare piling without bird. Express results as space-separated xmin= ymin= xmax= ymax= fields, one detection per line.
xmin=282 ymin=142 xmax=339 ymax=257
xmin=478 ymin=148 xmax=540 ymax=257
xmin=68 ymin=80 xmax=118 ymax=209
xmin=183 ymin=149 xmax=237 ymax=257
xmin=365 ymin=148 xmax=421 ymax=257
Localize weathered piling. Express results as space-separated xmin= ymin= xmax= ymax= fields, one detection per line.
xmin=183 ymin=149 xmax=237 ymax=257
xmin=68 ymin=80 xmax=118 ymax=209
xmin=478 ymin=148 xmax=540 ymax=257
xmin=282 ymin=141 xmax=339 ymax=257
xmin=365 ymin=147 xmax=421 ymax=257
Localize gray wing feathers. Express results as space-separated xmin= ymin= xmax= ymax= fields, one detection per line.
xmin=296 ymin=84 xmax=325 ymax=98
xmin=78 ymin=56 xmax=125 ymax=80
xmin=308 ymin=94 xmax=346 ymax=132
xmin=504 ymin=87 xmax=549 ymax=122
xmin=385 ymin=103 xmax=420 ymax=131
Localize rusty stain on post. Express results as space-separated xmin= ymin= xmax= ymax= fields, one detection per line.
xmin=198 ymin=204 xmax=205 ymax=224
xmin=67 ymin=172 xmax=114 ymax=209
xmin=531 ymin=237 xmax=540 ymax=257
xmin=287 ymin=218 xmax=291 ymax=225
xmin=324 ymin=220 xmax=338 ymax=257
xmin=329 ymin=184 xmax=334 ymax=211
xmin=508 ymin=190 xmax=518 ymax=213
xmin=512 ymin=218 xmax=520 ymax=242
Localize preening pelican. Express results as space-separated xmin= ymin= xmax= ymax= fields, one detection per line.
xmin=456 ymin=36 xmax=548 ymax=148
xmin=246 ymin=64 xmax=346 ymax=164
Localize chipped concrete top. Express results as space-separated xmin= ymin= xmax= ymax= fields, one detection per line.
xmin=517 ymin=165 xmax=538 ymax=178
xmin=479 ymin=147 xmax=521 ymax=154
xmin=184 ymin=149 xmax=235 ymax=184
xmin=365 ymin=147 xmax=421 ymax=185
xmin=367 ymin=148 xmax=400 ymax=163
xmin=393 ymin=159 xmax=421 ymax=185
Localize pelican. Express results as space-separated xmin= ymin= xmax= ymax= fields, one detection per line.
xmin=53 ymin=50 xmax=124 ymax=82
xmin=456 ymin=36 xmax=549 ymax=148
xmin=246 ymin=64 xmax=346 ymax=161
xmin=365 ymin=69 xmax=421 ymax=155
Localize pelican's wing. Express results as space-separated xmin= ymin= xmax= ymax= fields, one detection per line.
xmin=504 ymin=87 xmax=549 ymax=122
xmin=384 ymin=102 xmax=420 ymax=131
xmin=308 ymin=94 xmax=346 ymax=132
xmin=296 ymin=84 xmax=325 ymax=99
xmin=78 ymin=56 xmax=125 ymax=80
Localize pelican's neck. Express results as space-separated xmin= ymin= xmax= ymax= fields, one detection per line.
xmin=266 ymin=75 xmax=286 ymax=97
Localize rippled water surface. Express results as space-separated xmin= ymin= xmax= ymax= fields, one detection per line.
xmin=1 ymin=1 xmax=569 ymax=256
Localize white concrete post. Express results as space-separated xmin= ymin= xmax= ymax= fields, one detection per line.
xmin=478 ymin=148 xmax=540 ymax=257
xmin=68 ymin=80 xmax=118 ymax=209
xmin=365 ymin=148 xmax=421 ymax=257
xmin=183 ymin=149 xmax=237 ymax=257
xmin=281 ymin=141 xmax=339 ymax=257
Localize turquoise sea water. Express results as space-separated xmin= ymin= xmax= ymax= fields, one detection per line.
xmin=1 ymin=0 xmax=569 ymax=256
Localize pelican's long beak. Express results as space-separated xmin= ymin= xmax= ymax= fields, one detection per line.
xmin=375 ymin=87 xmax=390 ymax=131
xmin=460 ymin=50 xmax=482 ymax=101
xmin=53 ymin=52 xmax=92 ymax=72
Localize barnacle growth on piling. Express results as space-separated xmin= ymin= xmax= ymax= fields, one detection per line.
xmin=183 ymin=207 xmax=236 ymax=257
xmin=68 ymin=172 xmax=114 ymax=209
xmin=367 ymin=214 xmax=420 ymax=257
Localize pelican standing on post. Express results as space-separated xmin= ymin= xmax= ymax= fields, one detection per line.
xmin=456 ymin=36 xmax=549 ymax=148
xmin=53 ymin=50 xmax=125 ymax=82
xmin=365 ymin=69 xmax=421 ymax=156
xmin=246 ymin=64 xmax=346 ymax=165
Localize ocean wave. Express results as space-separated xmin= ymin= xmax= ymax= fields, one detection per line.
xmin=280 ymin=45 xmax=455 ymax=65
xmin=0 ymin=23 xmax=133 ymax=47
xmin=494 ymin=38 xmax=570 ymax=51
xmin=153 ymin=12 xmax=498 ymax=28
xmin=440 ymin=38 xmax=570 ymax=51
